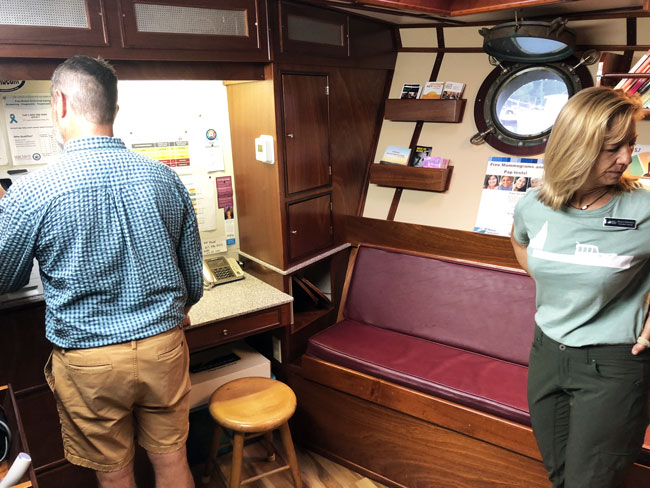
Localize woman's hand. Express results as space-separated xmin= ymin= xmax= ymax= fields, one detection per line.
xmin=633 ymin=301 xmax=650 ymax=355
xmin=632 ymin=334 xmax=650 ymax=355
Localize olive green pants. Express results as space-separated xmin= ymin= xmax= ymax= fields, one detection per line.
xmin=528 ymin=326 xmax=650 ymax=488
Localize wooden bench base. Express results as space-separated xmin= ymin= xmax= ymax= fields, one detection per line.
xmin=286 ymin=356 xmax=650 ymax=488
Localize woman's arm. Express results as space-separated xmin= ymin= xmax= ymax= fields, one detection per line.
xmin=510 ymin=233 xmax=530 ymax=275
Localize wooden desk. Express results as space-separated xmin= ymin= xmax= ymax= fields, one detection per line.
xmin=185 ymin=272 xmax=293 ymax=353
xmin=0 ymin=273 xmax=292 ymax=488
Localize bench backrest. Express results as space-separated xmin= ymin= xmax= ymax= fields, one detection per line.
xmin=343 ymin=246 xmax=537 ymax=366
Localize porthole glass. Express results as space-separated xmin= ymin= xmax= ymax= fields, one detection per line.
xmin=472 ymin=59 xmax=592 ymax=156
xmin=494 ymin=67 xmax=568 ymax=138
xmin=515 ymin=38 xmax=567 ymax=56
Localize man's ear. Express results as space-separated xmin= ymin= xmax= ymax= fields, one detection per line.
xmin=53 ymin=89 xmax=68 ymax=119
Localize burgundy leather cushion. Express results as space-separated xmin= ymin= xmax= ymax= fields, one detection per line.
xmin=343 ymin=247 xmax=537 ymax=366
xmin=307 ymin=320 xmax=530 ymax=425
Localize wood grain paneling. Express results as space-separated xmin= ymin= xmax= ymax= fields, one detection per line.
xmin=384 ymin=98 xmax=466 ymax=122
xmin=300 ymin=356 xmax=541 ymax=460
xmin=227 ymin=79 xmax=285 ymax=269
xmin=287 ymin=193 xmax=333 ymax=260
xmin=369 ymin=164 xmax=453 ymax=192
xmin=327 ymin=67 xmax=391 ymax=240
xmin=0 ymin=304 xmax=50 ymax=393
xmin=342 ymin=215 xmax=522 ymax=268
xmin=184 ymin=306 xmax=289 ymax=353
xmin=0 ymin=0 xmax=270 ymax=63
xmin=281 ymin=74 xmax=331 ymax=194
xmin=289 ymin=372 xmax=550 ymax=488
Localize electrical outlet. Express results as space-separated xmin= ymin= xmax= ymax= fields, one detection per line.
xmin=272 ymin=336 xmax=282 ymax=363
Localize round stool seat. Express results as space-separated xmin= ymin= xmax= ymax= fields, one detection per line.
xmin=208 ymin=377 xmax=297 ymax=433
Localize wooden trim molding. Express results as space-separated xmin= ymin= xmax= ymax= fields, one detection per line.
xmin=342 ymin=215 xmax=522 ymax=269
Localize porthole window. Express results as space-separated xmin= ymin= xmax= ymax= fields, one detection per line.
xmin=472 ymin=18 xmax=596 ymax=156
xmin=472 ymin=59 xmax=592 ymax=155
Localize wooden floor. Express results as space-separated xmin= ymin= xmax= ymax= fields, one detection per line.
xmin=193 ymin=437 xmax=389 ymax=488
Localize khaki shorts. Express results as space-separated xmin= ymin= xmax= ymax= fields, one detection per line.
xmin=44 ymin=326 xmax=191 ymax=472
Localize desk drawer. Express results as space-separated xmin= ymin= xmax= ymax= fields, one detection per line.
xmin=185 ymin=307 xmax=286 ymax=353
xmin=0 ymin=384 xmax=38 ymax=488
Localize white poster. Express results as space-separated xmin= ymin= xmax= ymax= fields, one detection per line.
xmin=179 ymin=174 xmax=218 ymax=232
xmin=474 ymin=157 xmax=544 ymax=237
xmin=3 ymin=94 xmax=60 ymax=165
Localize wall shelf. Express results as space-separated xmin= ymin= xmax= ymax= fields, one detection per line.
xmin=370 ymin=164 xmax=453 ymax=192
xmin=384 ymin=99 xmax=466 ymax=122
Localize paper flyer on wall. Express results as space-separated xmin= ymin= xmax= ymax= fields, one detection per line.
xmin=3 ymin=94 xmax=60 ymax=165
xmin=624 ymin=144 xmax=650 ymax=178
xmin=130 ymin=139 xmax=192 ymax=174
xmin=473 ymin=157 xmax=544 ymax=237
xmin=179 ymin=174 xmax=218 ymax=232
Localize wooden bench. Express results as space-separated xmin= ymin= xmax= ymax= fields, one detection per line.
xmin=285 ymin=244 xmax=650 ymax=488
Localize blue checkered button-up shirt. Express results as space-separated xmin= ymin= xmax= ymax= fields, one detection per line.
xmin=0 ymin=137 xmax=203 ymax=348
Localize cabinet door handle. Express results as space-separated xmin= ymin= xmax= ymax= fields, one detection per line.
xmin=287 ymin=133 xmax=294 ymax=138
xmin=291 ymin=230 xmax=297 ymax=234
xmin=222 ymin=329 xmax=228 ymax=336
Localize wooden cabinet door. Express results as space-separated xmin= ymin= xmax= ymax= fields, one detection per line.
xmin=287 ymin=193 xmax=332 ymax=261
xmin=282 ymin=73 xmax=330 ymax=195
xmin=118 ymin=0 xmax=266 ymax=59
xmin=0 ymin=0 xmax=107 ymax=47
xmin=279 ymin=2 xmax=348 ymax=58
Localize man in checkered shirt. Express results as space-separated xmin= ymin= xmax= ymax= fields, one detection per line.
xmin=0 ymin=56 xmax=202 ymax=488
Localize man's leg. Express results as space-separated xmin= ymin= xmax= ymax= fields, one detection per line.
xmin=147 ymin=446 xmax=195 ymax=488
xmin=95 ymin=460 xmax=137 ymax=488
xmin=135 ymin=327 xmax=193 ymax=487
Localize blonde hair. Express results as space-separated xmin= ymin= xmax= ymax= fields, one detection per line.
xmin=538 ymin=86 xmax=643 ymax=210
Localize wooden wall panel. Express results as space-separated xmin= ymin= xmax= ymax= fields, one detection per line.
xmin=342 ymin=215 xmax=522 ymax=268
xmin=329 ymin=69 xmax=391 ymax=242
xmin=227 ymin=79 xmax=285 ymax=269
xmin=289 ymin=373 xmax=550 ymax=488
xmin=0 ymin=304 xmax=50 ymax=393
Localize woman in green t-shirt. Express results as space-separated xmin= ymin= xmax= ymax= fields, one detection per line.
xmin=511 ymin=86 xmax=650 ymax=488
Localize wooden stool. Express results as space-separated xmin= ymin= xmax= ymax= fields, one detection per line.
xmin=202 ymin=377 xmax=302 ymax=488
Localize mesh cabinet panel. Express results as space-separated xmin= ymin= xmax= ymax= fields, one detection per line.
xmin=287 ymin=14 xmax=343 ymax=46
xmin=134 ymin=3 xmax=247 ymax=36
xmin=0 ymin=0 xmax=89 ymax=28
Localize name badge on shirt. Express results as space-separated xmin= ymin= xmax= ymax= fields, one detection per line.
xmin=603 ymin=217 xmax=637 ymax=229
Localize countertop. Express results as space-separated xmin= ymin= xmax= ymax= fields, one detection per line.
xmin=187 ymin=272 xmax=293 ymax=328
xmin=1 ymin=273 xmax=293 ymax=327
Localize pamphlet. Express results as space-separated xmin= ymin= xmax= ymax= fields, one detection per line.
xmin=409 ymin=145 xmax=432 ymax=167
xmin=400 ymin=84 xmax=422 ymax=99
xmin=421 ymin=82 xmax=444 ymax=100
xmin=441 ymin=82 xmax=465 ymax=100
xmin=379 ymin=145 xmax=411 ymax=166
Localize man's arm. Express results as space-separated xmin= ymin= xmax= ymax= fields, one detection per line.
xmin=176 ymin=186 xmax=204 ymax=308
xmin=0 ymin=190 xmax=37 ymax=294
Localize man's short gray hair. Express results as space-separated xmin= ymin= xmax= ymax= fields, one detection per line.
xmin=51 ymin=56 xmax=118 ymax=125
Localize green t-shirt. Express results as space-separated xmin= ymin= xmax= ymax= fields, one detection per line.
xmin=513 ymin=188 xmax=650 ymax=346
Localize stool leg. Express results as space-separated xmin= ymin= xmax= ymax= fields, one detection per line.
xmin=279 ymin=423 xmax=302 ymax=488
xmin=229 ymin=432 xmax=245 ymax=488
xmin=263 ymin=431 xmax=276 ymax=462
xmin=202 ymin=424 xmax=224 ymax=484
